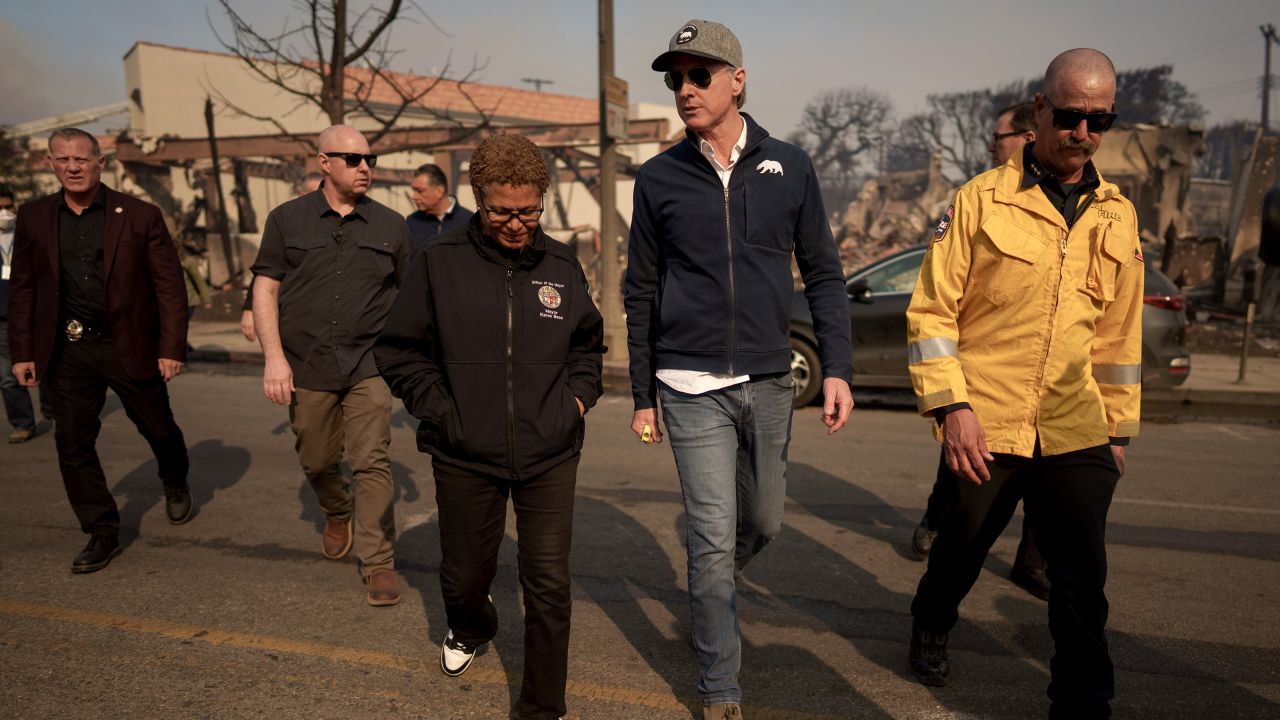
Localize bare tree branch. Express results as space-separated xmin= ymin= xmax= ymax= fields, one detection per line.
xmin=209 ymin=0 xmax=494 ymax=146
xmin=344 ymin=0 xmax=403 ymax=65
xmin=788 ymin=87 xmax=892 ymax=207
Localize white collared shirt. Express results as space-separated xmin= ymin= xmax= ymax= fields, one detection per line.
xmin=431 ymin=196 xmax=457 ymax=221
xmin=656 ymin=117 xmax=750 ymax=396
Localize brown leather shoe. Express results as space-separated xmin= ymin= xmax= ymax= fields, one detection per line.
xmin=365 ymin=568 xmax=401 ymax=607
xmin=702 ymin=704 xmax=742 ymax=719
xmin=8 ymin=428 xmax=35 ymax=444
xmin=321 ymin=515 xmax=353 ymax=560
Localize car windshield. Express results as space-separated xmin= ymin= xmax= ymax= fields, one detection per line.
xmin=855 ymin=250 xmax=925 ymax=294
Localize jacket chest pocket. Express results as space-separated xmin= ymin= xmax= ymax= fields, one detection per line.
xmin=284 ymin=236 xmax=328 ymax=274
xmin=972 ymin=215 xmax=1049 ymax=306
xmin=743 ymin=180 xmax=798 ymax=253
xmin=354 ymin=236 xmax=396 ymax=280
xmin=1080 ymin=224 xmax=1128 ymax=303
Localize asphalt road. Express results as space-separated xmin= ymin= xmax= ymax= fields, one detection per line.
xmin=1 ymin=365 xmax=1277 ymax=719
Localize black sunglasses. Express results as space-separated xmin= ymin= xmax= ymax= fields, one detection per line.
xmin=322 ymin=151 xmax=378 ymax=168
xmin=663 ymin=66 xmax=726 ymax=92
xmin=1043 ymin=96 xmax=1117 ymax=134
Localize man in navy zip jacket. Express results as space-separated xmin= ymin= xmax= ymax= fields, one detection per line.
xmin=624 ymin=19 xmax=854 ymax=720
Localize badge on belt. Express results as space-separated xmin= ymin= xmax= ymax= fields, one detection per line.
xmin=66 ymin=319 xmax=84 ymax=342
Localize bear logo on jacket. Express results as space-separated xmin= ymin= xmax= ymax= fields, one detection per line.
xmin=756 ymin=160 xmax=784 ymax=175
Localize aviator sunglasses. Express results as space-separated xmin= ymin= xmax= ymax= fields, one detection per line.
xmin=1043 ymin=96 xmax=1117 ymax=134
xmin=322 ymin=151 xmax=379 ymax=168
xmin=663 ymin=66 xmax=728 ymax=92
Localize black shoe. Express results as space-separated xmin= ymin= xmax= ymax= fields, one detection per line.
xmin=71 ymin=536 xmax=121 ymax=574
xmin=911 ymin=524 xmax=936 ymax=560
xmin=1009 ymin=563 xmax=1051 ymax=601
xmin=908 ymin=622 xmax=950 ymax=687
xmin=164 ymin=482 xmax=193 ymax=525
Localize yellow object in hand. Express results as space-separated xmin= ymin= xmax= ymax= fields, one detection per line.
xmin=641 ymin=424 xmax=653 ymax=444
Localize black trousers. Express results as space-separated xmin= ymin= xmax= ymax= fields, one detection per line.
xmin=46 ymin=335 xmax=189 ymax=539
xmin=911 ymin=443 xmax=1119 ymax=719
xmin=921 ymin=463 xmax=1047 ymax=572
xmin=433 ymin=454 xmax=579 ymax=720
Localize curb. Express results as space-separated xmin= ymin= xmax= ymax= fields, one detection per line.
xmin=1142 ymin=387 xmax=1280 ymax=423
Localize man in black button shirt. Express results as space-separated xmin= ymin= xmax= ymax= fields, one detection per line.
xmin=406 ymin=163 xmax=472 ymax=252
xmin=8 ymin=128 xmax=193 ymax=573
xmin=251 ymin=125 xmax=413 ymax=607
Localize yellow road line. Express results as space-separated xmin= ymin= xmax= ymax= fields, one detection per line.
xmin=0 ymin=599 xmax=841 ymax=720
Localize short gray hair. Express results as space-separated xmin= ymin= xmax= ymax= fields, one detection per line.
xmin=48 ymin=127 xmax=100 ymax=156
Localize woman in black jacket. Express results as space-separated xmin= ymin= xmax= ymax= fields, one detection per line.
xmin=374 ymin=133 xmax=604 ymax=720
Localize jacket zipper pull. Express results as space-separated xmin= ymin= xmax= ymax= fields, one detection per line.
xmin=506 ymin=268 xmax=513 ymax=297
xmin=1061 ymin=235 xmax=1068 ymax=257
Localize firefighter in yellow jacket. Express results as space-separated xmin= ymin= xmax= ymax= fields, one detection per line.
xmin=905 ymin=49 xmax=1139 ymax=720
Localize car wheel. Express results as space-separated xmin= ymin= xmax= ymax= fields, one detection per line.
xmin=790 ymin=337 xmax=822 ymax=408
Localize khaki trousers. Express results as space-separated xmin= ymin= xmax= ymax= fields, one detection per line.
xmin=289 ymin=376 xmax=395 ymax=576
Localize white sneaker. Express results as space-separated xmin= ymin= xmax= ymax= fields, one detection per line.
xmin=440 ymin=630 xmax=482 ymax=676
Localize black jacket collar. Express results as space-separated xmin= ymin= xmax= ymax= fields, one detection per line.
xmin=465 ymin=213 xmax=546 ymax=270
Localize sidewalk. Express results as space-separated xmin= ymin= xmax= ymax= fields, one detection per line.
xmin=1143 ymin=352 xmax=1280 ymax=422
xmin=187 ymin=320 xmax=1280 ymax=422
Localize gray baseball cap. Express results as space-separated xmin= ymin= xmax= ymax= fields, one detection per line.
xmin=651 ymin=19 xmax=743 ymax=71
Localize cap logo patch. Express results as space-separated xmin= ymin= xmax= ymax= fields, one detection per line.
xmin=677 ymin=25 xmax=698 ymax=44
xmin=756 ymin=160 xmax=784 ymax=175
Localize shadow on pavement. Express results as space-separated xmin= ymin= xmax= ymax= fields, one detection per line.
xmin=573 ymin=495 xmax=698 ymax=715
xmin=996 ymin=591 xmax=1279 ymax=718
xmin=775 ymin=461 xmax=1048 ymax=718
xmin=113 ymin=438 xmax=251 ymax=546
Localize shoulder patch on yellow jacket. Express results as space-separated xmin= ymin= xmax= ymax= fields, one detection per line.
xmin=933 ymin=206 xmax=954 ymax=242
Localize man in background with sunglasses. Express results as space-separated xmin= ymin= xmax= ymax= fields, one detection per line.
xmin=251 ymin=125 xmax=413 ymax=607
xmin=989 ymin=101 xmax=1037 ymax=169
xmin=905 ymin=49 xmax=1141 ymax=719
xmin=625 ymin=19 xmax=854 ymax=720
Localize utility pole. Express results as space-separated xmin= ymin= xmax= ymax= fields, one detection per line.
xmin=204 ymin=96 xmax=237 ymax=284
xmin=598 ymin=0 xmax=628 ymax=368
xmin=521 ymin=77 xmax=555 ymax=92
xmin=1263 ymin=23 xmax=1278 ymax=134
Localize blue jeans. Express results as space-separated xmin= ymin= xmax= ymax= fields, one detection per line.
xmin=1 ymin=318 xmax=50 ymax=431
xmin=659 ymin=374 xmax=795 ymax=706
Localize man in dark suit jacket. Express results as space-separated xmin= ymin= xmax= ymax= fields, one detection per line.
xmin=8 ymin=127 xmax=193 ymax=573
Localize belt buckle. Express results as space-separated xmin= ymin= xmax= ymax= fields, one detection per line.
xmin=66 ymin=319 xmax=84 ymax=342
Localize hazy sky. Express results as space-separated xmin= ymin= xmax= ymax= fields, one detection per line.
xmin=2 ymin=0 xmax=1277 ymax=136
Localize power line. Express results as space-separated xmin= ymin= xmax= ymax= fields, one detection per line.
xmin=1193 ymin=76 xmax=1263 ymax=95
xmin=1155 ymin=28 xmax=1256 ymax=66
xmin=1199 ymin=84 xmax=1265 ymax=102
